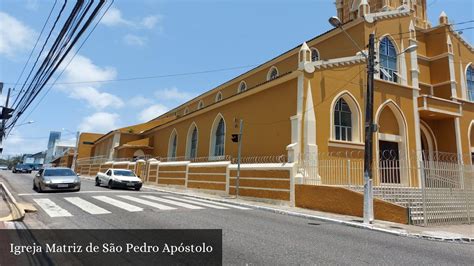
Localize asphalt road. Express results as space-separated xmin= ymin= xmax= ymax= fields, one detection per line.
xmin=1 ymin=171 xmax=473 ymax=265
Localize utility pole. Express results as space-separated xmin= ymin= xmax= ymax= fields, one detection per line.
xmin=0 ymin=86 xmax=13 ymax=154
xmin=363 ymin=33 xmax=376 ymax=224
xmin=71 ymin=131 xmax=80 ymax=171
xmin=232 ymin=119 xmax=244 ymax=197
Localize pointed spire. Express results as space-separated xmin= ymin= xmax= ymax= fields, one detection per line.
xmin=358 ymin=0 xmax=370 ymax=17
xmin=439 ymin=11 xmax=449 ymax=25
xmin=300 ymin=42 xmax=310 ymax=52
xmin=299 ymin=42 xmax=311 ymax=67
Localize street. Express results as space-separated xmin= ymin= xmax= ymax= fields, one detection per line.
xmin=0 ymin=171 xmax=473 ymax=265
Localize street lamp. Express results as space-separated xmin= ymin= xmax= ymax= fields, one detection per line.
xmin=329 ymin=16 xmax=417 ymax=224
xmin=13 ymin=120 xmax=35 ymax=128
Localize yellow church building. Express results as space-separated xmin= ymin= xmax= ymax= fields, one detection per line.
xmin=74 ymin=0 xmax=474 ymax=225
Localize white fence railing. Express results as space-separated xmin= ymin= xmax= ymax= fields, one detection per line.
xmin=296 ymin=151 xmax=474 ymax=226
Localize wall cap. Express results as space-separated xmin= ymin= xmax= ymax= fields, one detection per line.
xmin=188 ymin=161 xmax=231 ymax=167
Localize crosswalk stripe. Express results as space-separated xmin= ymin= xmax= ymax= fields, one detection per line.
xmin=183 ymin=197 xmax=250 ymax=210
xmin=141 ymin=196 xmax=204 ymax=210
xmin=64 ymin=197 xmax=111 ymax=215
xmin=163 ymin=196 xmax=228 ymax=209
xmin=118 ymin=196 xmax=177 ymax=210
xmin=33 ymin=198 xmax=73 ymax=217
xmin=93 ymin=196 xmax=143 ymax=212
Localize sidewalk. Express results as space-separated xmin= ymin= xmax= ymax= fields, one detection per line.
xmin=132 ymin=181 xmax=474 ymax=243
xmin=0 ymin=189 xmax=12 ymax=219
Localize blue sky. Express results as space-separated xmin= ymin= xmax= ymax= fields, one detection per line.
xmin=0 ymin=0 xmax=473 ymax=155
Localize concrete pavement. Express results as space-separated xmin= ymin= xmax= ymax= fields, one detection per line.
xmin=1 ymin=171 xmax=473 ymax=265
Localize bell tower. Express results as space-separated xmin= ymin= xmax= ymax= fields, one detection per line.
xmin=336 ymin=0 xmax=429 ymax=28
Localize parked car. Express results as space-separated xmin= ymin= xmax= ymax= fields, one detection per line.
xmin=12 ymin=164 xmax=32 ymax=174
xmin=0 ymin=165 xmax=8 ymax=170
xmin=33 ymin=168 xmax=81 ymax=192
xmin=96 ymin=169 xmax=142 ymax=191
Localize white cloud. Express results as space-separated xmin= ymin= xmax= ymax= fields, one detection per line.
xmin=101 ymin=7 xmax=162 ymax=30
xmin=138 ymin=104 xmax=168 ymax=122
xmin=101 ymin=6 xmax=132 ymax=27
xmin=129 ymin=95 xmax=153 ymax=107
xmin=69 ymin=86 xmax=124 ymax=110
xmin=63 ymin=54 xmax=117 ymax=84
xmin=141 ymin=15 xmax=162 ymax=29
xmin=123 ymin=34 xmax=147 ymax=46
xmin=58 ymin=54 xmax=123 ymax=110
xmin=79 ymin=112 xmax=120 ymax=133
xmin=0 ymin=12 xmax=35 ymax=58
xmin=3 ymin=131 xmax=47 ymax=155
xmin=155 ymin=87 xmax=193 ymax=102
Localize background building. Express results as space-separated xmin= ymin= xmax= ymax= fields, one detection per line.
xmin=45 ymin=131 xmax=61 ymax=163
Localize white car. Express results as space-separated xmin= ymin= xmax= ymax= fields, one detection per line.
xmin=96 ymin=169 xmax=142 ymax=191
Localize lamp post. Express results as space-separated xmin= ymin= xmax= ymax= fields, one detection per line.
xmin=328 ymin=16 xmax=416 ymax=224
xmin=12 ymin=120 xmax=35 ymax=128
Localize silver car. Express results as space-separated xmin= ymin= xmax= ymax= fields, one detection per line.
xmin=33 ymin=168 xmax=81 ymax=192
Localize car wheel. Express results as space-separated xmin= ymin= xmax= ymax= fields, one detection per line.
xmin=134 ymin=187 xmax=141 ymax=191
xmin=108 ymin=180 xmax=113 ymax=189
xmin=95 ymin=177 xmax=100 ymax=186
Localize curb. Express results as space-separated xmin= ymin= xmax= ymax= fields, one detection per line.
xmin=139 ymin=184 xmax=474 ymax=243
xmin=81 ymin=176 xmax=473 ymax=243
xmin=0 ymin=182 xmax=25 ymax=222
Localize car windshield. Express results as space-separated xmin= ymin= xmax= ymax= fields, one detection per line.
xmin=114 ymin=170 xmax=135 ymax=177
xmin=44 ymin=169 xmax=76 ymax=176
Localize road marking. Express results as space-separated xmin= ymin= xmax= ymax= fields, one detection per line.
xmin=163 ymin=196 xmax=228 ymax=209
xmin=33 ymin=198 xmax=73 ymax=217
xmin=118 ymin=196 xmax=176 ymax=210
xmin=64 ymin=197 xmax=111 ymax=215
xmin=93 ymin=196 xmax=143 ymax=212
xmin=141 ymin=196 xmax=204 ymax=210
xmin=183 ymin=197 xmax=250 ymax=210
xmin=18 ymin=191 xmax=167 ymax=196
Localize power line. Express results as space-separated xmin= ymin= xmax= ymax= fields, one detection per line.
xmin=5 ymin=0 xmax=109 ymax=137
xmin=11 ymin=0 xmax=58 ymax=94
xmin=3 ymin=64 xmax=259 ymax=87
xmin=19 ymin=0 xmax=116 ymax=125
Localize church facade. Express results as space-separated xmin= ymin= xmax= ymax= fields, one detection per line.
xmin=79 ymin=0 xmax=474 ymax=189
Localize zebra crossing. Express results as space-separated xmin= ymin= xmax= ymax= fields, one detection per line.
xmin=31 ymin=194 xmax=250 ymax=218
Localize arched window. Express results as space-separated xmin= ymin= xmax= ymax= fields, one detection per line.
xmin=186 ymin=124 xmax=198 ymax=160
xmin=238 ymin=81 xmax=247 ymax=93
xmin=311 ymin=48 xmax=320 ymax=62
xmin=267 ymin=66 xmax=279 ymax=81
xmin=215 ymin=92 xmax=223 ymax=102
xmin=168 ymin=130 xmax=178 ymax=159
xmin=184 ymin=107 xmax=189 ymax=115
xmin=334 ymin=98 xmax=352 ymax=141
xmin=197 ymin=100 xmax=204 ymax=110
xmin=467 ymin=65 xmax=474 ymax=101
xmin=190 ymin=127 xmax=198 ymax=159
xmin=214 ymin=119 xmax=225 ymax=157
xmin=379 ymin=37 xmax=398 ymax=83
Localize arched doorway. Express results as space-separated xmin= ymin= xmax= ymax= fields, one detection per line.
xmin=133 ymin=149 xmax=145 ymax=160
xmin=375 ymin=100 xmax=409 ymax=186
xmin=420 ymin=120 xmax=437 ymax=161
